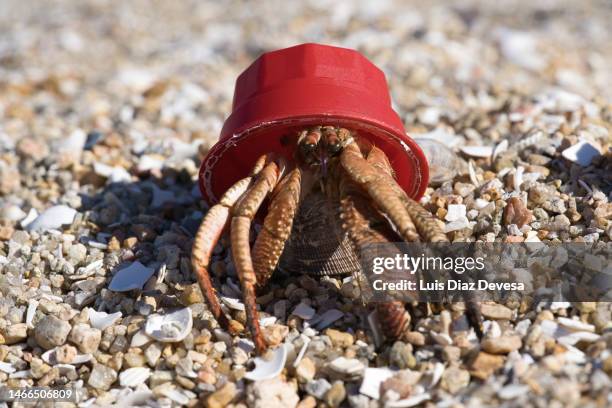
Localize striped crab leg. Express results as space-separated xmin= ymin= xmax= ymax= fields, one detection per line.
xmin=191 ymin=155 xmax=268 ymax=332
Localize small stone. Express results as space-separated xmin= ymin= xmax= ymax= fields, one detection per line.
xmin=88 ymin=364 xmax=118 ymax=390
xmin=34 ymin=315 xmax=72 ymax=349
xmin=2 ymin=323 xmax=27 ymax=344
xmin=325 ymin=329 xmax=354 ymax=348
xmin=295 ymin=357 xmax=316 ymax=382
xmin=402 ymin=331 xmax=425 ymax=346
xmin=468 ymin=352 xmax=505 ymax=380
xmin=206 ymin=382 xmax=237 ymax=408
xmin=480 ymin=303 xmax=513 ymax=320
xmin=296 ymin=396 xmax=317 ymax=408
xmin=248 ymin=377 xmax=299 ymax=408
xmin=442 ymin=346 xmax=461 ymax=362
xmin=261 ymin=324 xmax=289 ymax=347
xmin=441 ymin=367 xmax=470 ymax=393
xmin=602 ymin=356 xmax=612 ymax=375
xmin=30 ymin=358 xmax=51 ymax=379
xmin=68 ymin=243 xmax=87 ymax=264
xmin=380 ymin=371 xmax=415 ymax=401
xmin=69 ymin=324 xmax=101 ymax=353
xmin=325 ymin=381 xmax=346 ymax=407
xmin=55 ymin=344 xmax=78 ymax=364
xmin=145 ymin=343 xmax=163 ymax=367
xmin=503 ymin=197 xmax=533 ymax=227
xmin=482 ymin=334 xmax=522 ymax=354
xmin=305 ymin=378 xmax=332 ymax=399
xmin=389 ymin=341 xmax=416 ymax=369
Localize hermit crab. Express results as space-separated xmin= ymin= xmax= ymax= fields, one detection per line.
xmin=191 ymin=44 xmax=476 ymax=354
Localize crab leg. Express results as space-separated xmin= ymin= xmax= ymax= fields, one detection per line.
xmin=231 ymin=160 xmax=282 ymax=354
xmin=340 ymin=141 xmax=420 ymax=242
xmin=367 ymin=146 xmax=483 ymax=336
xmin=252 ymin=168 xmax=302 ymax=289
xmin=337 ymin=169 xmax=413 ymax=340
xmin=365 ymin=146 xmax=448 ymax=243
xmin=191 ymin=155 xmax=268 ymax=331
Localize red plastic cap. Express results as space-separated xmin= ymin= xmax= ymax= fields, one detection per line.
xmin=199 ymin=43 xmax=428 ymax=204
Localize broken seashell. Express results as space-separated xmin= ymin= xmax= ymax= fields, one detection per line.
xmin=460 ymin=145 xmax=494 ymax=158
xmin=0 ymin=362 xmax=16 ymax=374
xmin=557 ymin=317 xmax=595 ymax=332
xmin=386 ymin=393 xmax=431 ymax=407
xmin=119 ymin=367 xmax=152 ymax=387
xmin=145 ymin=308 xmax=193 ymax=342
xmin=19 ymin=208 xmax=39 ymax=229
xmin=359 ymin=367 xmax=396 ymax=400
xmin=26 ymin=299 xmax=38 ymax=328
xmin=109 ymin=261 xmax=155 ymax=292
xmin=328 ymin=357 xmax=365 ymax=375
xmin=221 ymin=296 xmax=245 ymax=311
xmin=41 ymin=348 xmax=92 ymax=365
xmin=26 ymin=205 xmax=77 ymax=231
xmin=244 ymin=344 xmax=288 ymax=381
xmin=130 ymin=329 xmax=152 ymax=348
xmin=561 ymin=140 xmax=601 ymax=166
xmin=292 ymin=335 xmax=311 ymax=367
xmin=89 ymin=309 xmax=122 ymax=331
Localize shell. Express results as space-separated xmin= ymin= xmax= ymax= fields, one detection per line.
xmin=89 ymin=309 xmax=122 ymax=330
xmin=359 ymin=367 xmax=396 ymax=400
xmin=244 ymin=344 xmax=288 ymax=381
xmin=119 ymin=367 xmax=152 ymax=387
xmin=26 ymin=205 xmax=76 ymax=231
xmin=109 ymin=261 xmax=155 ymax=292
xmin=145 ymin=308 xmax=193 ymax=342
xmin=414 ymin=138 xmax=465 ymax=185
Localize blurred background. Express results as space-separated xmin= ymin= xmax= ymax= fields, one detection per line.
xmin=1 ymin=0 xmax=610 ymax=148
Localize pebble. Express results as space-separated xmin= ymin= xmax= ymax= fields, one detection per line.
xmin=69 ymin=324 xmax=102 ymax=353
xmin=88 ymin=364 xmax=118 ymax=390
xmin=482 ymin=334 xmax=522 ymax=354
xmin=325 ymin=381 xmax=346 ymax=407
xmin=325 ymin=328 xmax=354 ymax=348
xmin=295 ymin=357 xmax=316 ymax=382
xmin=248 ymin=378 xmax=299 ymax=408
xmin=261 ymin=324 xmax=289 ymax=347
xmin=34 ymin=315 xmax=72 ymax=350
xmin=480 ymin=303 xmax=513 ymax=320
xmin=389 ymin=341 xmax=416 ymax=369
xmin=206 ymin=382 xmax=237 ymax=408
xmin=2 ymin=323 xmax=27 ymax=344
xmin=305 ymin=378 xmax=332 ymax=399
xmin=468 ymin=352 xmax=505 ymax=380
xmin=441 ymin=366 xmax=470 ymax=393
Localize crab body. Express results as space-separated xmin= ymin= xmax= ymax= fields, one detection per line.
xmin=191 ymin=126 xmax=457 ymax=354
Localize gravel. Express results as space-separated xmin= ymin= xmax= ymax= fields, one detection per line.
xmin=0 ymin=0 xmax=610 ymax=407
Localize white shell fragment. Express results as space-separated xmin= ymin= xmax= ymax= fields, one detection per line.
xmin=41 ymin=348 xmax=92 ymax=365
xmin=0 ymin=362 xmax=16 ymax=374
xmin=386 ymin=393 xmax=431 ymax=408
xmin=328 ymin=357 xmax=365 ymax=375
xmin=561 ymin=140 xmax=601 ymax=166
xmin=119 ymin=367 xmax=151 ymax=387
xmin=109 ymin=261 xmax=155 ymax=292
xmin=145 ymin=308 xmax=193 ymax=342
xmin=359 ymin=367 xmax=395 ymax=400
xmin=292 ymin=303 xmax=316 ymax=320
xmin=244 ymin=344 xmax=288 ymax=381
xmin=89 ymin=309 xmax=122 ymax=330
xmin=26 ymin=299 xmax=39 ymax=328
xmin=367 ymin=311 xmax=384 ymax=348
xmin=460 ymin=145 xmax=494 ymax=158
xmin=26 ymin=205 xmax=77 ymax=231
xmin=19 ymin=208 xmax=39 ymax=229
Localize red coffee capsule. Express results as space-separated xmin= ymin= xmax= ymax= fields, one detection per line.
xmin=199 ymin=43 xmax=428 ymax=204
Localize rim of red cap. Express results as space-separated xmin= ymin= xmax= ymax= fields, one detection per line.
xmin=199 ymin=43 xmax=429 ymax=205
